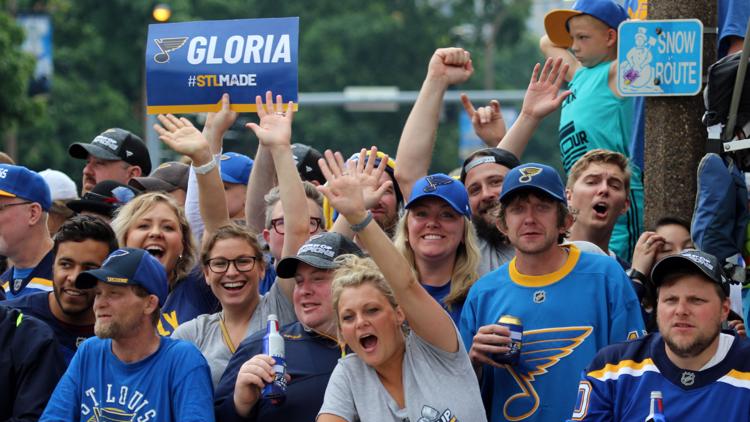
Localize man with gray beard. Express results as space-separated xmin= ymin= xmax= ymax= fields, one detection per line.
xmin=41 ymin=248 xmax=215 ymax=422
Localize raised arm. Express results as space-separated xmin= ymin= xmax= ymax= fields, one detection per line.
xmin=155 ymin=114 xmax=231 ymax=238
xmin=245 ymin=91 xmax=308 ymax=300
xmin=496 ymin=58 xmax=571 ymax=158
xmin=539 ymin=34 xmax=579 ymax=81
xmin=244 ymin=143 xmax=276 ymax=234
xmin=318 ymin=151 xmax=458 ymax=353
xmin=395 ymin=47 xmax=473 ymax=200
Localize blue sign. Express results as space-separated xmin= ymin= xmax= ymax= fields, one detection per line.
xmin=17 ymin=14 xmax=53 ymax=95
xmin=617 ymin=19 xmax=703 ymax=96
xmin=146 ymin=17 xmax=299 ymax=114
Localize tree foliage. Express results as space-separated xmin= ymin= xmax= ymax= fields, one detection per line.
xmin=8 ymin=0 xmax=560 ymax=180
xmin=0 ymin=10 xmax=37 ymax=134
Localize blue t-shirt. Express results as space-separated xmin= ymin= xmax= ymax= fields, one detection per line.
xmin=422 ymin=281 xmax=463 ymax=324
xmin=2 ymin=292 xmax=93 ymax=365
xmin=1 ymin=249 xmax=55 ymax=299
xmin=158 ymin=266 xmax=220 ymax=336
xmin=40 ymin=336 xmax=214 ymax=422
xmin=215 ymin=322 xmax=343 ymax=422
xmin=459 ymin=245 xmax=645 ymax=422
xmin=569 ymin=332 xmax=750 ymax=421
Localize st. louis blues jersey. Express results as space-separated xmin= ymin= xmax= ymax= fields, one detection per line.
xmin=459 ymin=245 xmax=645 ymax=422
xmin=569 ymin=332 xmax=750 ymax=421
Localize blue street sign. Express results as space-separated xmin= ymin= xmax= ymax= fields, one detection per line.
xmin=617 ymin=19 xmax=703 ymax=96
xmin=146 ymin=17 xmax=299 ymax=114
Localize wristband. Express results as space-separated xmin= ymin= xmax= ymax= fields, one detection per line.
xmin=350 ymin=211 xmax=373 ymax=233
xmin=192 ymin=157 xmax=217 ymax=175
xmin=626 ymin=268 xmax=648 ymax=285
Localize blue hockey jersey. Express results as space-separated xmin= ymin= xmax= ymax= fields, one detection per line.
xmin=459 ymin=245 xmax=645 ymax=422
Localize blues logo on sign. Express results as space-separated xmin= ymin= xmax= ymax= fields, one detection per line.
xmin=146 ymin=17 xmax=299 ymax=114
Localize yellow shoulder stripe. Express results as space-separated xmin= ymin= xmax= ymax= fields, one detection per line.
xmin=587 ymin=358 xmax=657 ymax=381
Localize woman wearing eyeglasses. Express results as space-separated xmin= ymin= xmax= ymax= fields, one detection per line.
xmin=160 ymin=92 xmax=310 ymax=386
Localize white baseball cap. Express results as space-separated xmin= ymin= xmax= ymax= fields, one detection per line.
xmin=39 ymin=169 xmax=79 ymax=201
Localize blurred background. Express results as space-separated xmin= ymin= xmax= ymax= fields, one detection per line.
xmin=1 ymin=0 xmax=574 ymax=184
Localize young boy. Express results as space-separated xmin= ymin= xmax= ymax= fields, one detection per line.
xmin=540 ymin=0 xmax=642 ymax=263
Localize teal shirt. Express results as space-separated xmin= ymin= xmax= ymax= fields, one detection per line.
xmin=559 ymin=61 xmax=641 ymax=190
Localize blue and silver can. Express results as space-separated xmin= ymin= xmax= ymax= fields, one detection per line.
xmin=493 ymin=315 xmax=523 ymax=365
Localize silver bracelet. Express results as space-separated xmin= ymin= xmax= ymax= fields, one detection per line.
xmin=192 ymin=157 xmax=217 ymax=175
xmin=350 ymin=211 xmax=373 ymax=232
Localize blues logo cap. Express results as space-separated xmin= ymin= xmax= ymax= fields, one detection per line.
xmin=499 ymin=163 xmax=566 ymax=205
xmin=544 ymin=0 xmax=628 ymax=48
xmin=651 ymin=249 xmax=730 ymax=296
xmin=219 ymin=152 xmax=253 ymax=185
xmin=0 ymin=164 xmax=52 ymax=211
xmin=76 ymin=248 xmax=168 ymax=306
xmin=276 ymin=232 xmax=364 ymax=278
xmin=69 ymin=128 xmax=152 ymax=175
xmin=405 ymin=173 xmax=471 ymax=218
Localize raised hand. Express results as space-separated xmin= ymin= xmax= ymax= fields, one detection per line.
xmin=154 ymin=114 xmax=211 ymax=162
xmin=461 ymin=94 xmax=507 ymax=145
xmin=205 ymin=93 xmax=238 ymax=137
xmin=317 ymin=150 xmax=383 ymax=221
xmin=245 ymin=90 xmax=294 ymax=148
xmin=426 ymin=47 xmax=473 ymax=86
xmin=351 ymin=147 xmax=393 ymax=210
xmin=520 ymin=57 xmax=572 ymax=119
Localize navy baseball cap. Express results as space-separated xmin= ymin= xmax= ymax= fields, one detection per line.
xmin=499 ymin=163 xmax=567 ymax=205
xmin=69 ymin=128 xmax=152 ymax=175
xmin=0 ymin=164 xmax=52 ymax=211
xmin=544 ymin=0 xmax=628 ymax=48
xmin=460 ymin=148 xmax=520 ymax=183
xmin=291 ymin=143 xmax=326 ymax=185
xmin=276 ymin=232 xmax=364 ymax=278
xmin=76 ymin=248 xmax=168 ymax=306
xmin=651 ymin=250 xmax=730 ymax=296
xmin=405 ymin=174 xmax=471 ymax=218
xmin=219 ymin=152 xmax=253 ymax=185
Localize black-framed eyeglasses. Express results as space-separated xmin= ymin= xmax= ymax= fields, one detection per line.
xmin=205 ymin=256 xmax=260 ymax=273
xmin=0 ymin=201 xmax=32 ymax=213
xmin=270 ymin=217 xmax=323 ymax=235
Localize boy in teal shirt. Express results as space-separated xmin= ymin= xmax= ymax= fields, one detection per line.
xmin=540 ymin=0 xmax=641 ymax=262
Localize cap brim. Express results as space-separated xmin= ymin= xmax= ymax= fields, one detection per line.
xmin=0 ymin=189 xmax=16 ymax=198
xmin=544 ymin=9 xmax=581 ymax=48
xmin=500 ymin=185 xmax=566 ymax=205
xmin=75 ymin=268 xmax=109 ymax=289
xmin=276 ymin=255 xmax=337 ymax=279
xmin=130 ymin=177 xmax=177 ymax=193
xmin=68 ymin=143 xmax=120 ymax=161
xmin=67 ymin=199 xmax=115 ymax=217
xmin=406 ymin=193 xmax=469 ymax=218
xmin=651 ymin=255 xmax=720 ymax=288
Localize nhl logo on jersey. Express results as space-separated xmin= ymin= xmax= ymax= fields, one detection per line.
xmin=681 ymin=371 xmax=695 ymax=386
xmin=13 ymin=278 xmax=22 ymax=291
xmin=533 ymin=290 xmax=546 ymax=303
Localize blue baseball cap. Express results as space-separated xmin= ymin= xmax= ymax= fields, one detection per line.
xmin=405 ymin=174 xmax=471 ymax=218
xmin=544 ymin=0 xmax=628 ymax=48
xmin=75 ymin=248 xmax=168 ymax=306
xmin=219 ymin=152 xmax=253 ymax=185
xmin=499 ymin=163 xmax=567 ymax=206
xmin=0 ymin=164 xmax=52 ymax=211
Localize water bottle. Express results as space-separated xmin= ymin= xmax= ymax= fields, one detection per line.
xmin=261 ymin=314 xmax=287 ymax=405
xmin=645 ymin=391 xmax=666 ymax=422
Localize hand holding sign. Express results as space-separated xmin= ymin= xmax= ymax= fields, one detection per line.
xmin=154 ymin=114 xmax=213 ymax=165
xmin=245 ymin=90 xmax=294 ymax=149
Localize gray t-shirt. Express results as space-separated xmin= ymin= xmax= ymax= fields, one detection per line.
xmin=172 ymin=279 xmax=296 ymax=387
xmin=318 ymin=326 xmax=487 ymax=422
xmin=476 ymin=235 xmax=515 ymax=277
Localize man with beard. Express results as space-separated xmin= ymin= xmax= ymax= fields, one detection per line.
xmin=569 ymin=249 xmax=750 ymax=421
xmin=2 ymin=215 xmax=117 ymax=364
xmin=40 ymin=248 xmax=214 ymax=422
xmin=460 ymin=163 xmax=644 ymax=422
xmin=460 ymin=148 xmax=520 ymax=275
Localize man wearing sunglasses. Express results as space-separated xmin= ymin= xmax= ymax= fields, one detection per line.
xmin=0 ymin=164 xmax=55 ymax=299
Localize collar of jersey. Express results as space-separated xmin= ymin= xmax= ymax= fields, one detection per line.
xmin=509 ymin=244 xmax=580 ymax=287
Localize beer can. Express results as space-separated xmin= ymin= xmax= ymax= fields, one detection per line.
xmin=492 ymin=315 xmax=523 ymax=365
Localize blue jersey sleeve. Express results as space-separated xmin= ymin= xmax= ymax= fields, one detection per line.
xmin=608 ymin=270 xmax=645 ymax=343
xmin=171 ymin=341 xmax=216 ymax=422
xmin=568 ymin=373 xmax=614 ymax=422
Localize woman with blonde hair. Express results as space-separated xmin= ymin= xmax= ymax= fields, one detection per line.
xmin=316 ymin=151 xmax=486 ymax=422
xmin=393 ymin=172 xmax=480 ymax=323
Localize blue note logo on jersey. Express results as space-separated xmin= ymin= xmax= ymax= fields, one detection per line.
xmin=518 ymin=167 xmax=542 ymax=183
xmin=153 ymin=37 xmax=188 ymax=63
xmin=503 ymin=326 xmax=593 ymax=421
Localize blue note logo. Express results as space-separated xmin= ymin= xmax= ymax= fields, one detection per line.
xmin=518 ymin=167 xmax=542 ymax=183
xmin=502 ymin=326 xmax=593 ymax=421
xmin=153 ymin=37 xmax=188 ymax=63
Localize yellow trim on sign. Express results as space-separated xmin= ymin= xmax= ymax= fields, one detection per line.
xmin=147 ymin=102 xmax=299 ymax=115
